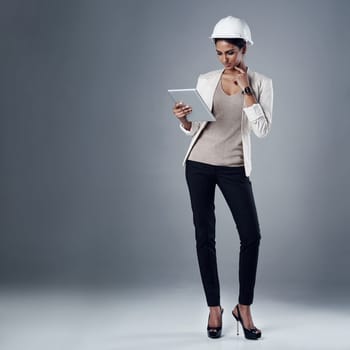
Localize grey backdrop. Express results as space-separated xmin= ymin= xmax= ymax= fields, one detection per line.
xmin=1 ymin=0 xmax=349 ymax=299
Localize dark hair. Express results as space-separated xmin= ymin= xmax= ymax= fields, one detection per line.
xmin=214 ymin=38 xmax=246 ymax=49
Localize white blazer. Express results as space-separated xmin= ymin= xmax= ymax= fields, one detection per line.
xmin=179 ymin=66 xmax=273 ymax=177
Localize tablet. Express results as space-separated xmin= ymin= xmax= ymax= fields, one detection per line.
xmin=168 ymin=88 xmax=216 ymax=122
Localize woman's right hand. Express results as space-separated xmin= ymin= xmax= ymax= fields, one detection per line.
xmin=172 ymin=102 xmax=192 ymax=120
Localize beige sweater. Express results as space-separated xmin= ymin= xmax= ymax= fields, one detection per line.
xmin=188 ymin=80 xmax=244 ymax=166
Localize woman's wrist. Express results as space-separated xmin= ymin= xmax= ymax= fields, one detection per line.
xmin=241 ymin=85 xmax=258 ymax=107
xmin=180 ymin=117 xmax=192 ymax=130
xmin=241 ymin=86 xmax=253 ymax=95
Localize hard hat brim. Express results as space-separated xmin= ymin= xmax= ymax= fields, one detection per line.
xmin=209 ymin=35 xmax=253 ymax=46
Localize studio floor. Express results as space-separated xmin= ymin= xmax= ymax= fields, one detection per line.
xmin=0 ymin=283 xmax=348 ymax=350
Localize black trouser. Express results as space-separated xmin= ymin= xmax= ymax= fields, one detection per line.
xmin=185 ymin=159 xmax=261 ymax=306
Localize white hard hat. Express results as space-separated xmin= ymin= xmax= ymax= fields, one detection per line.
xmin=209 ymin=16 xmax=254 ymax=46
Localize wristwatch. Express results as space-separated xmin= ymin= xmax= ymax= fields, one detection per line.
xmin=242 ymin=86 xmax=253 ymax=95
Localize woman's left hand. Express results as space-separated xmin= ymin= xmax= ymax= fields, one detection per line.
xmin=233 ymin=66 xmax=250 ymax=90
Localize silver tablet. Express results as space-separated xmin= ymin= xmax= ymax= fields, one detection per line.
xmin=168 ymin=88 xmax=216 ymax=122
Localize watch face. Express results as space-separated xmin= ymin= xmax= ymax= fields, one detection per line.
xmin=244 ymin=86 xmax=253 ymax=95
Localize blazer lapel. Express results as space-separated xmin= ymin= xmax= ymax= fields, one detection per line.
xmin=199 ymin=69 xmax=224 ymax=110
xmin=195 ymin=68 xmax=224 ymax=133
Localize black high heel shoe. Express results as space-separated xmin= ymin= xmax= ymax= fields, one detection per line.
xmin=232 ymin=304 xmax=261 ymax=340
xmin=207 ymin=306 xmax=224 ymax=338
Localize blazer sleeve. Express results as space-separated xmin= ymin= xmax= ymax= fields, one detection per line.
xmin=179 ymin=120 xmax=200 ymax=136
xmin=243 ymin=77 xmax=273 ymax=138
xmin=178 ymin=75 xmax=202 ymax=136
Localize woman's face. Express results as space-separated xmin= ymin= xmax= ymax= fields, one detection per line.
xmin=215 ymin=40 xmax=246 ymax=70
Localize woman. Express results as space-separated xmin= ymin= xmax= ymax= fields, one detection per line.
xmin=172 ymin=16 xmax=273 ymax=340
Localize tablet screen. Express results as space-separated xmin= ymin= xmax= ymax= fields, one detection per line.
xmin=168 ymin=89 xmax=216 ymax=122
